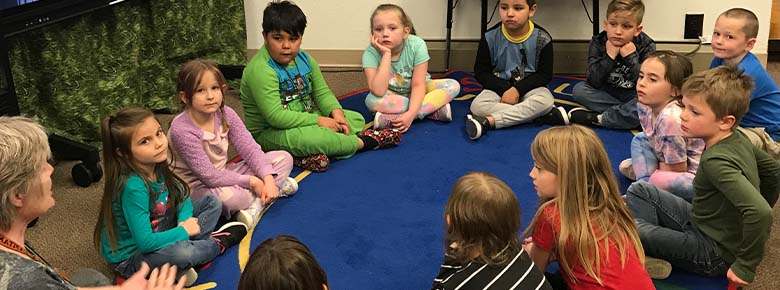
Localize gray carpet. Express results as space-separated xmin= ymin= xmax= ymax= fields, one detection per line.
xmin=27 ymin=65 xmax=780 ymax=289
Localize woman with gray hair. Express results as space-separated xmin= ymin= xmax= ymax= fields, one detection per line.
xmin=0 ymin=116 xmax=185 ymax=290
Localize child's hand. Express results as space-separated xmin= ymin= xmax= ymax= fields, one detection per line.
xmin=619 ymin=42 xmax=637 ymax=57
xmin=371 ymin=35 xmax=392 ymax=56
xmin=727 ymin=268 xmax=749 ymax=288
xmin=331 ymin=110 xmax=350 ymax=135
xmin=500 ymin=87 xmax=521 ymax=105
xmin=260 ymin=177 xmax=280 ymax=205
xmin=606 ymin=41 xmax=621 ymax=59
xmin=122 ymin=263 xmax=186 ymax=290
xmin=389 ymin=112 xmax=415 ymax=133
xmin=317 ymin=116 xmax=342 ymax=132
xmin=179 ymin=218 xmax=200 ymax=237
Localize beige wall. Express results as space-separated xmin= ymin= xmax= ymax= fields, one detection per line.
xmin=244 ymin=0 xmax=772 ymax=70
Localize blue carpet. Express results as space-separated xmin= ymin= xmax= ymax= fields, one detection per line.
xmin=194 ymin=72 xmax=727 ymax=290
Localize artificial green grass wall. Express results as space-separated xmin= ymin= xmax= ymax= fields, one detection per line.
xmin=7 ymin=0 xmax=247 ymax=143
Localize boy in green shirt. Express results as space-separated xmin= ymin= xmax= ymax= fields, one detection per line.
xmin=626 ymin=66 xmax=779 ymax=287
xmin=240 ymin=1 xmax=401 ymax=172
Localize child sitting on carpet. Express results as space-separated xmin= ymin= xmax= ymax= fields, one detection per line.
xmin=467 ymin=0 xmax=567 ymax=140
xmin=95 ymin=107 xmax=247 ymax=287
xmin=709 ymin=8 xmax=780 ymax=159
xmin=240 ymin=1 xmax=402 ymax=172
xmin=524 ymin=125 xmax=656 ymax=289
xmin=168 ymin=59 xmax=298 ymax=227
xmin=626 ymin=66 xmax=779 ymax=289
xmin=431 ymin=172 xmax=552 ymax=290
xmin=570 ymin=0 xmax=656 ymax=129
xmin=363 ymin=3 xmax=460 ymax=133
xmin=619 ymin=51 xmax=704 ymax=201
xmin=238 ymin=235 xmax=329 ymax=290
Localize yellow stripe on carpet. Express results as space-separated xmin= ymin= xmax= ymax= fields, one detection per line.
xmin=237 ymin=170 xmax=312 ymax=271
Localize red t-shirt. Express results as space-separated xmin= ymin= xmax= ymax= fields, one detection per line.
xmin=532 ymin=203 xmax=655 ymax=290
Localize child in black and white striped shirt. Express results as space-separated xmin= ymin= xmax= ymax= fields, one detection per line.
xmin=431 ymin=172 xmax=552 ymax=290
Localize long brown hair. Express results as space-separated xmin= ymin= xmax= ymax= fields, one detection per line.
xmin=176 ymin=59 xmax=230 ymax=132
xmin=370 ymin=4 xmax=416 ymax=35
xmin=525 ymin=125 xmax=644 ymax=285
xmin=93 ymin=107 xmax=189 ymax=252
xmin=445 ymin=171 xmax=521 ymax=265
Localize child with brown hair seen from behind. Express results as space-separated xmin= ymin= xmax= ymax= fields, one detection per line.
xmin=626 ymin=66 xmax=780 ymax=288
xmin=431 ymin=172 xmax=552 ymax=290
xmin=710 ymin=8 xmax=780 ymax=159
xmin=237 ymin=235 xmax=329 ymax=290
xmin=524 ymin=125 xmax=655 ymax=290
xmin=466 ymin=0 xmax=568 ymax=140
xmin=570 ymin=0 xmax=655 ymax=129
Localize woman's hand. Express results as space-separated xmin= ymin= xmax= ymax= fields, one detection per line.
xmin=389 ymin=112 xmax=415 ymax=133
xmin=121 ymin=263 xmax=186 ymax=290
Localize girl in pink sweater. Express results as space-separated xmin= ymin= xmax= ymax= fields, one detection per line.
xmin=168 ymin=59 xmax=297 ymax=227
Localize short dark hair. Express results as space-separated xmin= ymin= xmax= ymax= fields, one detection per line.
xmin=238 ymin=235 xmax=328 ymax=290
xmin=262 ymin=1 xmax=307 ymax=37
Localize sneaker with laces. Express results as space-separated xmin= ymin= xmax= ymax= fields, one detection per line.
xmin=426 ymin=103 xmax=452 ymax=122
xmin=619 ymin=158 xmax=636 ymax=180
xmin=465 ymin=114 xmax=491 ymax=140
xmin=568 ymin=107 xmax=601 ymax=126
xmin=236 ymin=198 xmax=264 ymax=227
xmin=182 ymin=267 xmax=198 ymax=287
xmin=293 ymin=154 xmax=329 ymax=172
xmin=211 ymin=221 xmax=248 ymax=254
xmin=645 ymin=256 xmax=672 ymax=279
xmin=358 ymin=128 xmax=402 ymax=149
xmin=279 ymin=176 xmax=298 ymax=197
xmin=373 ymin=112 xmax=401 ymax=129
xmin=536 ymin=106 xmax=569 ymax=126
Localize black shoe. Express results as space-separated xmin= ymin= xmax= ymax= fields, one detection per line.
xmin=466 ymin=114 xmax=491 ymax=140
xmin=211 ymin=221 xmax=248 ymax=254
xmin=536 ymin=106 xmax=569 ymax=125
xmin=568 ymin=108 xmax=601 ymax=126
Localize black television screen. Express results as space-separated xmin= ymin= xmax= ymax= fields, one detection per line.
xmin=1 ymin=0 xmax=125 ymax=37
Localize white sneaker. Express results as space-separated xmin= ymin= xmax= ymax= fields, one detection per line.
xmin=183 ymin=267 xmax=198 ymax=287
xmin=427 ymin=103 xmax=452 ymax=122
xmin=236 ymin=198 xmax=264 ymax=227
xmin=280 ymin=177 xmax=299 ymax=197
xmin=619 ymin=158 xmax=636 ymax=180
xmin=373 ymin=112 xmax=400 ymax=129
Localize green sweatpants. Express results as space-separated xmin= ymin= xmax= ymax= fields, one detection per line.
xmin=254 ymin=110 xmax=365 ymax=159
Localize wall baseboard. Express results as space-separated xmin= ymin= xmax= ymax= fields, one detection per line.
xmin=248 ymin=40 xmax=769 ymax=75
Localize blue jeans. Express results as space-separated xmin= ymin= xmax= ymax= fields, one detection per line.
xmin=625 ymin=182 xmax=729 ymax=277
xmin=112 ymin=195 xmax=223 ymax=278
xmin=572 ymin=82 xmax=639 ymax=129
xmin=630 ymin=133 xmax=694 ymax=201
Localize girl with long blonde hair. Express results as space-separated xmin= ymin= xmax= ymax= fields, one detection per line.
xmin=524 ymin=125 xmax=654 ymax=289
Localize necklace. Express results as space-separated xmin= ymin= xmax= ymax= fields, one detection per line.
xmin=0 ymin=234 xmax=49 ymax=265
xmin=0 ymin=234 xmax=70 ymax=281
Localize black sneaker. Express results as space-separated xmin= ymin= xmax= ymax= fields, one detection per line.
xmin=568 ymin=107 xmax=601 ymax=126
xmin=536 ymin=106 xmax=569 ymax=125
xmin=211 ymin=221 xmax=248 ymax=254
xmin=466 ymin=114 xmax=490 ymax=140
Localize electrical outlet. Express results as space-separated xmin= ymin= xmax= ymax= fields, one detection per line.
xmin=684 ymin=13 xmax=704 ymax=39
